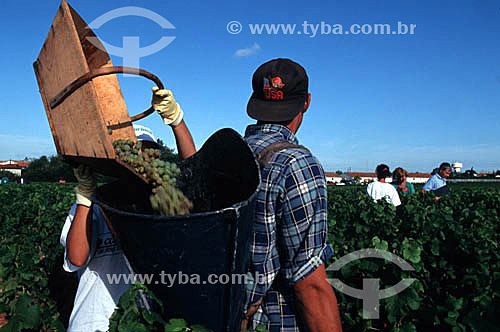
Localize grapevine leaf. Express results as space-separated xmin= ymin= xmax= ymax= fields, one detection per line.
xmin=118 ymin=320 xmax=148 ymax=332
xmin=402 ymin=238 xmax=422 ymax=264
xmin=10 ymin=295 xmax=41 ymax=329
xmin=142 ymin=309 xmax=166 ymax=325
xmin=255 ymin=325 xmax=270 ymax=332
xmin=165 ymin=318 xmax=188 ymax=332
xmin=0 ymin=319 xmax=22 ymax=332
xmin=400 ymin=322 xmax=417 ymax=332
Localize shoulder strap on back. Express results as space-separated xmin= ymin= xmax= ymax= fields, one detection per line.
xmin=256 ymin=142 xmax=310 ymax=167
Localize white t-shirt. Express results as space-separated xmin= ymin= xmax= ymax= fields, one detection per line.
xmin=366 ymin=180 xmax=401 ymax=207
xmin=60 ymin=204 xmax=133 ymax=332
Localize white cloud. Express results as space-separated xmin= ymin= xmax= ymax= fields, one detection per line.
xmin=234 ymin=42 xmax=261 ymax=57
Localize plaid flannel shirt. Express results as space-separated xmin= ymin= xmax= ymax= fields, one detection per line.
xmin=243 ymin=124 xmax=334 ymax=332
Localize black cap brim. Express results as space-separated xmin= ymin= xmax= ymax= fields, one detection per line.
xmin=247 ymin=95 xmax=305 ymax=122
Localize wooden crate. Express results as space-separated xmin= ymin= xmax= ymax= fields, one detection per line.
xmin=33 ymin=0 xmax=142 ymax=179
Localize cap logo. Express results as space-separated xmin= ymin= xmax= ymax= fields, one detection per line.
xmin=263 ymin=76 xmax=284 ymax=100
xmin=271 ymin=76 xmax=285 ymax=88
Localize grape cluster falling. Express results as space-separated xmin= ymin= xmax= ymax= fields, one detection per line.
xmin=112 ymin=140 xmax=193 ymax=216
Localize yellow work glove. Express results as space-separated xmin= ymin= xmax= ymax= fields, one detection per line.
xmin=151 ymin=87 xmax=184 ymax=127
xmin=73 ymin=165 xmax=96 ymax=207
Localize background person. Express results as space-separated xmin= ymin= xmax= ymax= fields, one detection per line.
xmin=60 ymin=88 xmax=195 ymax=332
xmin=391 ymin=167 xmax=415 ymax=197
xmin=242 ymin=58 xmax=342 ymax=332
xmin=366 ymin=164 xmax=401 ymax=207
xmin=422 ymin=162 xmax=451 ymax=196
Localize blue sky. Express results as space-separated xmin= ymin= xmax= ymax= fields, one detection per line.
xmin=0 ymin=0 xmax=499 ymax=173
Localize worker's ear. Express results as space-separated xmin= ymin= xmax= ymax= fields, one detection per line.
xmin=303 ymin=93 xmax=311 ymax=113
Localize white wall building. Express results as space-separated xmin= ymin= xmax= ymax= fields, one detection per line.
xmin=325 ymin=172 xmax=343 ymax=184
xmin=452 ymin=162 xmax=463 ymax=173
xmin=325 ymin=171 xmax=431 ymax=184
xmin=0 ymin=160 xmax=30 ymax=177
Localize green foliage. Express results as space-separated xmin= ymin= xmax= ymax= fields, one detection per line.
xmin=0 ymin=171 xmax=19 ymax=183
xmin=108 ymin=282 xmax=167 ymax=332
xmin=1 ymin=182 xmax=499 ymax=331
xmin=108 ymin=282 xmax=268 ymax=332
xmin=0 ymin=183 xmax=75 ymax=331
xmin=156 ymin=138 xmax=180 ymax=164
xmin=327 ymin=186 xmax=500 ymax=331
xmin=0 ymin=295 xmax=41 ymax=331
xmin=23 ymin=155 xmax=76 ymax=183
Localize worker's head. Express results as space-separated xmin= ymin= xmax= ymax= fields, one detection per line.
xmin=392 ymin=167 xmax=408 ymax=185
xmin=133 ymin=124 xmax=159 ymax=150
xmin=438 ymin=162 xmax=451 ymax=178
xmin=247 ymin=58 xmax=311 ymax=133
xmin=375 ymin=164 xmax=391 ymax=181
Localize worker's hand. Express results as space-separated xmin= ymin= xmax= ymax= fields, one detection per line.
xmin=240 ymin=299 xmax=262 ymax=331
xmin=73 ymin=165 xmax=96 ymax=207
xmin=152 ymin=87 xmax=184 ymax=127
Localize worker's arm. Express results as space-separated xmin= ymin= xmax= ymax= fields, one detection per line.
xmin=171 ymin=120 xmax=196 ymax=160
xmin=294 ymin=264 xmax=342 ymax=332
xmin=66 ymin=204 xmax=92 ymax=267
xmin=65 ymin=165 xmax=96 ymax=267
xmin=152 ymin=87 xmax=196 ymax=160
xmin=282 ymin=154 xmax=341 ymax=331
xmin=240 ymin=298 xmax=263 ymax=330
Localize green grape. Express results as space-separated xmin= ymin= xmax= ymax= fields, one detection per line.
xmin=113 ymin=139 xmax=193 ymax=216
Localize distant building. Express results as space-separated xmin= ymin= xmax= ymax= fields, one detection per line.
xmin=326 ymin=171 xmax=431 ymax=184
xmin=0 ymin=160 xmax=30 ymax=177
xmin=347 ymin=172 xmax=382 ymax=183
xmin=452 ymin=162 xmax=463 ymax=173
xmin=325 ymin=172 xmax=343 ymax=184
xmin=404 ymin=173 xmax=432 ymax=184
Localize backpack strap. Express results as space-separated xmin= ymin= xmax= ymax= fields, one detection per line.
xmin=256 ymin=142 xmax=310 ymax=167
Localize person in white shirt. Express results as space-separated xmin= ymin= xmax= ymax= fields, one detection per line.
xmin=61 ymin=88 xmax=196 ymax=332
xmin=366 ymin=164 xmax=401 ymax=207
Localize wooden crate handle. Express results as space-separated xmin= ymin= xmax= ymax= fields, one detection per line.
xmin=49 ymin=66 xmax=164 ymax=122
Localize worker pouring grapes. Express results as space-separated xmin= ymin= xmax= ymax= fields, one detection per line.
xmin=60 ymin=88 xmax=195 ymax=332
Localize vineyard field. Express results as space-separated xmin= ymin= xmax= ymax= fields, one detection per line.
xmin=0 ymin=182 xmax=499 ymax=331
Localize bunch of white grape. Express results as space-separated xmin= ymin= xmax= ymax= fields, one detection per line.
xmin=113 ymin=139 xmax=193 ymax=216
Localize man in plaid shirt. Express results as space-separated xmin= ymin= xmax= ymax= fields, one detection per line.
xmin=242 ymin=58 xmax=342 ymax=331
